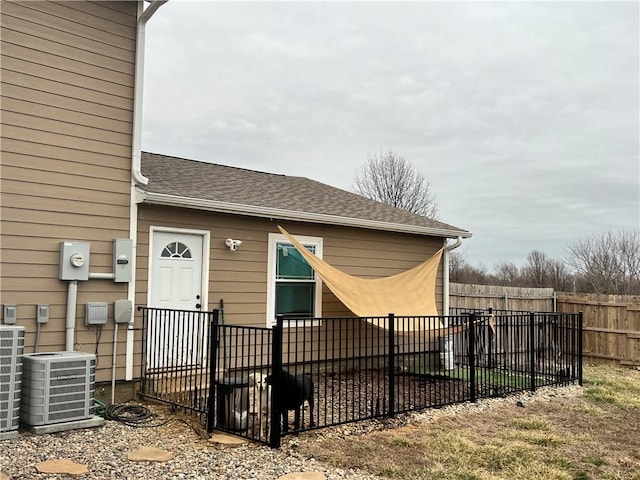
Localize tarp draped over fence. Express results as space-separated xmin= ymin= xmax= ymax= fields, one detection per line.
xmin=277 ymin=226 xmax=445 ymax=331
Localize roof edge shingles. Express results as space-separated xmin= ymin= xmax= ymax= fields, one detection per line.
xmin=139 ymin=152 xmax=471 ymax=238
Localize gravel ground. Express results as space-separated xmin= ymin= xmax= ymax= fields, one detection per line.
xmin=0 ymin=384 xmax=582 ymax=480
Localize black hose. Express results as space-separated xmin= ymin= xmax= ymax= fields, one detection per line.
xmin=97 ymin=402 xmax=204 ymax=436
xmin=103 ymin=403 xmax=170 ymax=428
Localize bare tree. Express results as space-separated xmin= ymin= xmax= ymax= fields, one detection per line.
xmin=352 ymin=150 xmax=439 ymax=219
xmin=493 ymin=260 xmax=521 ymax=286
xmin=448 ymin=250 xmax=491 ymax=284
xmin=448 ymin=251 xmax=466 ymax=283
xmin=567 ymin=229 xmax=640 ymax=295
xmin=522 ymin=250 xmax=551 ymax=287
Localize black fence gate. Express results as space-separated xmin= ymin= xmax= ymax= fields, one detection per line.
xmin=138 ymin=308 xmax=582 ymax=448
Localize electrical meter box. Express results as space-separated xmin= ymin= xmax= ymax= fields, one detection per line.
xmin=113 ymin=238 xmax=133 ymax=283
xmin=59 ymin=242 xmax=90 ymax=281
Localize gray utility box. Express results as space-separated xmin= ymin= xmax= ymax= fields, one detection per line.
xmin=21 ymin=351 xmax=96 ymax=426
xmin=216 ymin=377 xmax=249 ymax=432
xmin=59 ymin=242 xmax=90 ymax=281
xmin=0 ymin=325 xmax=25 ymax=434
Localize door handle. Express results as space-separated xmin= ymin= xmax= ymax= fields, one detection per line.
xmin=195 ymin=303 xmax=201 ymax=309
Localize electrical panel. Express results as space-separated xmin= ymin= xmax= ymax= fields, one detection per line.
xmin=113 ymin=238 xmax=133 ymax=283
xmin=59 ymin=242 xmax=90 ymax=281
xmin=85 ymin=302 xmax=108 ymax=326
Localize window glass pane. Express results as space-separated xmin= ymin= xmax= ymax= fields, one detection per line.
xmin=275 ymin=283 xmax=314 ymax=317
xmin=276 ymin=243 xmax=315 ymax=280
xmin=161 ymin=242 xmax=192 ymax=259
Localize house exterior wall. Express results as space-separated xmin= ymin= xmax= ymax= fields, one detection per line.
xmin=0 ymin=0 xmax=452 ymax=386
xmin=133 ymin=205 xmax=444 ymax=376
xmin=0 ymin=1 xmax=137 ymax=383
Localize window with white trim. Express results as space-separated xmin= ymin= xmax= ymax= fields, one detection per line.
xmin=266 ymin=233 xmax=322 ymax=326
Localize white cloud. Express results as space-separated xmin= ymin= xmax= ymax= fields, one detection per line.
xmin=143 ymin=0 xmax=639 ymax=267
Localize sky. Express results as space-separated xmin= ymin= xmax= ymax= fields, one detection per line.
xmin=142 ymin=1 xmax=640 ymax=269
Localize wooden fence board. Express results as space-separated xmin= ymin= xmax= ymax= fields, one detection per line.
xmin=449 ymin=283 xmax=555 ymax=312
xmin=449 ymin=285 xmax=640 ymax=368
xmin=557 ymin=294 xmax=638 ymax=367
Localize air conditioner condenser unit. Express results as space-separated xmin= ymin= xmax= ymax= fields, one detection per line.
xmin=0 ymin=325 xmax=25 ymax=437
xmin=21 ymin=351 xmax=96 ymax=426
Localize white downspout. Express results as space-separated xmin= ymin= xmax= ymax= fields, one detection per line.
xmin=443 ymin=236 xmax=462 ymax=315
xmin=126 ymin=0 xmax=167 ymax=381
xmin=441 ymin=236 xmax=463 ymax=370
xmin=131 ymin=0 xmax=167 ymax=186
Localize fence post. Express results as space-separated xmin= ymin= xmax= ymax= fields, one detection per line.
xmin=529 ymin=312 xmax=536 ymax=392
xmin=206 ymin=309 xmax=219 ymax=434
xmin=388 ymin=313 xmax=395 ymax=418
xmin=138 ymin=306 xmax=147 ymax=377
xmin=487 ymin=308 xmax=494 ymax=370
xmin=269 ymin=314 xmax=284 ymax=448
xmin=578 ymin=311 xmax=583 ymax=386
xmin=468 ymin=313 xmax=476 ymax=402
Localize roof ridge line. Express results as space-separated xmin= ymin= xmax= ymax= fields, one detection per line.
xmin=141 ymin=151 xmax=287 ymax=177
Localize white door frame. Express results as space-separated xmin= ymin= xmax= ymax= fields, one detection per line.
xmin=147 ymin=226 xmax=210 ymax=309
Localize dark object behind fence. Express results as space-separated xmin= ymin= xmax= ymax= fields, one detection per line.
xmin=138 ymin=307 xmax=582 ymax=448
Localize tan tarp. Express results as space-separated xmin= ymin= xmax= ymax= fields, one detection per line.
xmin=278 ymin=226 xmax=465 ymax=335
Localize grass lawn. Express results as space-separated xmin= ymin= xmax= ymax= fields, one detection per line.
xmin=298 ymin=364 xmax=640 ymax=480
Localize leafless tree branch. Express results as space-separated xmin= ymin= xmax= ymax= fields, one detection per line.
xmin=352 ymin=150 xmax=439 ymax=219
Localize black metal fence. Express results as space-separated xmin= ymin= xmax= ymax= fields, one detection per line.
xmin=138 ymin=307 xmax=582 ymax=448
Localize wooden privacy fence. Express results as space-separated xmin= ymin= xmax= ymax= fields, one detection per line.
xmin=450 ymin=283 xmax=556 ymax=312
xmin=450 ymin=284 xmax=640 ymax=368
xmin=557 ymin=294 xmax=640 ymax=367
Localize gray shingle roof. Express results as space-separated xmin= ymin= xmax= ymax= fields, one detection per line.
xmin=140 ymin=152 xmax=470 ymax=238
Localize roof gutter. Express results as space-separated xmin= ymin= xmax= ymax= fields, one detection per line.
xmin=139 ymin=190 xmax=472 ymax=239
xmin=132 ymin=0 xmax=167 ymax=186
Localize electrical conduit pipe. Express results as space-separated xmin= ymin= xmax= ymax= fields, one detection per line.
xmin=65 ymin=281 xmax=78 ymax=351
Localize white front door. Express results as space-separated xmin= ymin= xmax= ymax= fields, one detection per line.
xmin=148 ymin=230 xmax=208 ymax=369
xmin=151 ymin=231 xmax=204 ymax=310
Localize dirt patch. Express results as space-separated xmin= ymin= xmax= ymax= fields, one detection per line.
xmin=295 ymin=366 xmax=640 ymax=480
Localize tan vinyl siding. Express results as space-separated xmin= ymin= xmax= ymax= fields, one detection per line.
xmin=2 ymin=83 xmax=132 ymax=123
xmin=134 ymin=208 xmax=251 ymax=324
xmin=133 ymin=206 xmax=444 ymax=377
xmin=2 ymin=70 xmax=133 ymax=111
xmin=0 ymin=0 xmax=137 ymax=382
xmin=1 ymin=138 xmax=131 ymax=169
xmin=135 ymin=206 xmax=444 ymax=325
